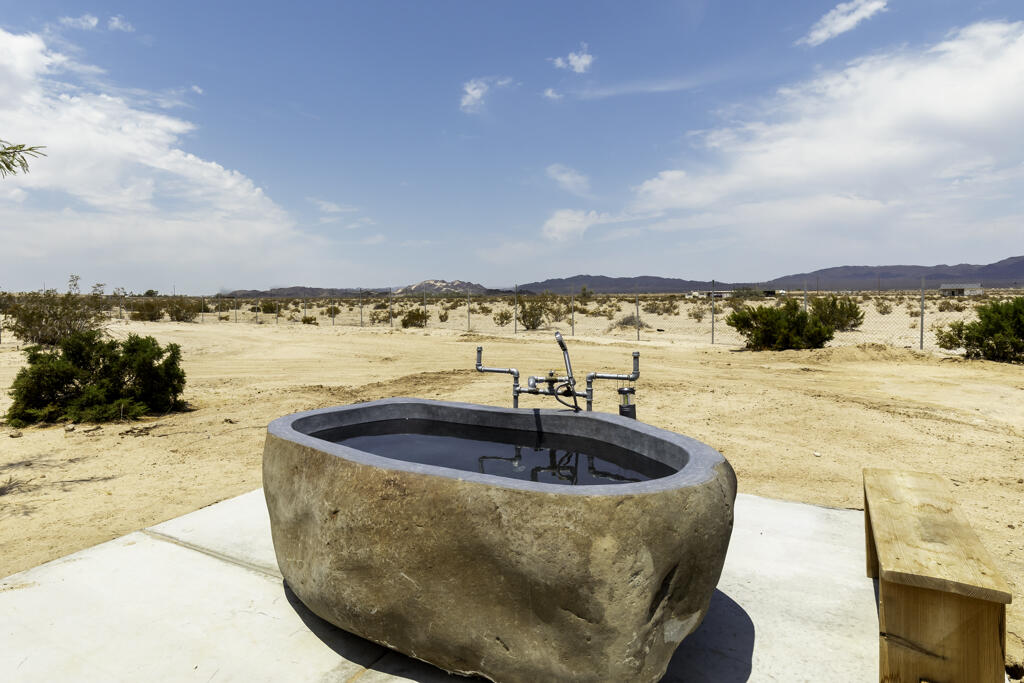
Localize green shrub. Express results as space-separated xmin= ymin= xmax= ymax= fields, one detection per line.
xmin=4 ymin=276 xmax=106 ymax=345
xmin=259 ymin=300 xmax=278 ymax=314
xmin=687 ymin=303 xmax=708 ymax=322
xmin=301 ymin=315 xmax=319 ymax=325
xmin=726 ymin=299 xmax=835 ymax=350
xmin=165 ymin=297 xmax=199 ymax=322
xmin=130 ymin=299 xmax=164 ymax=322
xmin=6 ymin=330 xmax=186 ymax=427
xmin=324 ymin=305 xmax=341 ymax=317
xmin=401 ymin=309 xmax=428 ymax=328
xmin=493 ymin=309 xmax=513 ymax=327
xmin=608 ymin=313 xmax=650 ymax=331
xmin=937 ymin=299 xmax=966 ymax=312
xmin=438 ymin=310 xmax=449 ymax=323
xmin=810 ymin=295 xmax=864 ymax=331
xmin=643 ymin=299 xmax=679 ymax=316
xmin=874 ymin=300 xmax=893 ymax=315
xmin=935 ymin=296 xmax=1024 ymax=362
xmin=517 ymin=297 xmax=548 ymax=330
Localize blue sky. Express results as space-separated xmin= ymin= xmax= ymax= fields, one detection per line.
xmin=2 ymin=1 xmax=1023 ymax=293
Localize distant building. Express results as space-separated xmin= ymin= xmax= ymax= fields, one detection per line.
xmin=692 ymin=290 xmax=733 ymax=299
xmin=938 ymin=283 xmax=983 ymax=297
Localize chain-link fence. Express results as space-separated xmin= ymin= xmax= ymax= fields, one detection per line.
xmin=2 ymin=284 xmax=1020 ymax=354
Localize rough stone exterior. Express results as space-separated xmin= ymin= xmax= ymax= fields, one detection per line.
xmin=263 ymin=400 xmax=736 ymax=683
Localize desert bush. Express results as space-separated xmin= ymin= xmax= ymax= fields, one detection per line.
xmin=369 ymin=309 xmax=390 ymax=325
xmin=301 ymin=315 xmax=319 ymax=326
xmin=726 ymin=299 xmax=834 ymax=351
xmin=518 ymin=297 xmax=548 ymax=330
xmin=937 ymin=299 xmax=966 ymax=312
xmin=372 ymin=301 xmax=388 ymax=310
xmin=874 ymin=300 xmax=893 ymax=315
xmin=5 ymin=276 xmax=107 ymax=345
xmin=6 ymin=330 xmax=186 ymax=427
xmin=493 ymin=309 xmax=513 ymax=327
xmin=401 ymin=309 xmax=428 ymax=328
xmin=130 ymin=299 xmax=164 ymax=322
xmin=165 ymin=298 xmax=200 ymax=323
xmin=324 ymin=305 xmax=341 ymax=317
xmin=688 ymin=303 xmax=708 ymax=323
xmin=438 ymin=310 xmax=449 ymax=323
xmin=935 ymin=297 xmax=1024 ymax=362
xmin=608 ymin=313 xmax=650 ymax=332
xmin=259 ymin=300 xmax=278 ymax=314
xmin=577 ymin=286 xmax=594 ymax=305
xmin=473 ymin=303 xmax=493 ymax=316
xmin=218 ymin=314 xmax=230 ymax=321
xmin=810 ymin=295 xmax=864 ymax=331
xmin=643 ymin=299 xmax=679 ymax=316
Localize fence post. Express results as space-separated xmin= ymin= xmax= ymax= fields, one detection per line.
xmin=119 ymin=296 xmax=124 ymax=320
xmin=256 ymin=299 xmax=260 ymax=324
xmin=920 ymin=278 xmax=925 ymax=351
xmin=571 ymin=294 xmax=575 ymax=336
xmin=234 ymin=296 xmax=238 ymax=323
xmin=200 ymin=297 xmax=204 ymax=323
xmin=359 ymin=289 xmax=363 ymax=327
xmin=422 ymin=292 xmax=427 ymax=327
xmin=711 ymin=280 xmax=716 ymax=344
xmin=276 ymin=301 xmax=279 ymax=324
xmin=635 ymin=294 xmax=640 ymax=341
xmin=389 ymin=289 xmax=393 ymax=327
xmin=803 ymin=280 xmax=808 ymax=313
xmin=467 ymin=290 xmax=471 ymax=331
xmin=514 ymin=285 xmax=518 ymax=335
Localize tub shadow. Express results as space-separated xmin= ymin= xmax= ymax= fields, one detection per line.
xmin=285 ymin=581 xmax=751 ymax=682
xmin=283 ymin=581 xmax=483 ymax=681
xmin=661 ymin=590 xmax=755 ymax=682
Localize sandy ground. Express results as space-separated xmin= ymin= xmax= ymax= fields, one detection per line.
xmin=1 ymin=317 xmax=1022 ymax=671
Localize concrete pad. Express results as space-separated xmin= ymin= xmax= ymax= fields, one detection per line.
xmin=1 ymin=489 xmax=884 ymax=682
xmin=148 ymin=488 xmax=280 ymax=578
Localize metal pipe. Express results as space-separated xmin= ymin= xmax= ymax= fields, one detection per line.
xmin=585 ymin=351 xmax=639 ymax=411
xmin=475 ymin=346 xmax=521 ymax=408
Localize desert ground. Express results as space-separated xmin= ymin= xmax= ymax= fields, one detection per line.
xmin=1 ymin=311 xmax=1022 ymax=671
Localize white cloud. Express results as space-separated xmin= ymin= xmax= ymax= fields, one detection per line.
xmin=630 ymin=21 xmax=1024 ymax=262
xmin=552 ymin=43 xmax=594 ymax=74
xmin=360 ymin=233 xmax=385 ymax=245
xmin=191 ymin=84 xmax=203 ymax=95
xmin=0 ymin=27 xmax=342 ymax=292
xmin=576 ymin=76 xmax=703 ymax=100
xmin=59 ymin=15 xmax=99 ymax=30
xmin=542 ymin=88 xmax=562 ymax=100
xmin=797 ymin=0 xmax=887 ymax=47
xmin=546 ymin=164 xmax=590 ymax=196
xmin=107 ymin=15 xmax=135 ymax=33
xmin=308 ymin=197 xmax=358 ymax=214
xmin=542 ymin=209 xmax=610 ymax=241
xmin=460 ymin=78 xmax=488 ymax=113
xmin=459 ymin=76 xmax=514 ymax=113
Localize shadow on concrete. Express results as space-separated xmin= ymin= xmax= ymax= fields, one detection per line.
xmin=283 ymin=581 xmax=483 ymax=681
xmin=286 ymin=581 xmax=752 ymax=682
xmin=662 ymin=590 xmax=755 ymax=682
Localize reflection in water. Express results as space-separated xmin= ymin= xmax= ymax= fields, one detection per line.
xmin=480 ymin=446 xmax=642 ymax=484
xmin=313 ymin=419 xmax=676 ymax=486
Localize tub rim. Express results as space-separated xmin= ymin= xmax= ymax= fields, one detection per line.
xmin=267 ymin=397 xmax=730 ymax=496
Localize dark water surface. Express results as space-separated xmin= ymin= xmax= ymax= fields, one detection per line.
xmin=311 ymin=418 xmax=676 ymax=485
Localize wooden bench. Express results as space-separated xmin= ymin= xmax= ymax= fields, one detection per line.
xmin=863 ymin=468 xmax=1012 ymax=683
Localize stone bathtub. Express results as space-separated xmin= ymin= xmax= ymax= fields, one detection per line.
xmin=263 ymin=398 xmax=736 ymax=683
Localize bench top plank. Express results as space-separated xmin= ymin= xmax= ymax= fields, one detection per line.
xmin=863 ymin=468 xmax=1012 ymax=604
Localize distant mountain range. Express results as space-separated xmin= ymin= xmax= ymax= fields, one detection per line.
xmin=224 ymin=255 xmax=1024 ymax=297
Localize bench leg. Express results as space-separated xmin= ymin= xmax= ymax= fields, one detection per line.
xmin=878 ymin=580 xmax=1005 ymax=683
xmin=864 ymin=493 xmax=878 ymax=579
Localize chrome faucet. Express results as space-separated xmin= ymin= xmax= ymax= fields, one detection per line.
xmin=475 ymin=332 xmax=639 ymax=416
